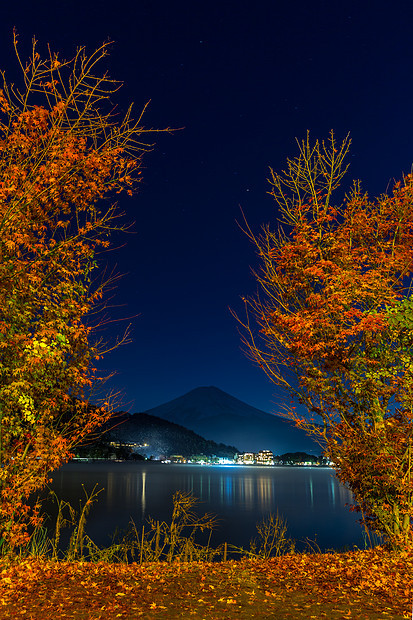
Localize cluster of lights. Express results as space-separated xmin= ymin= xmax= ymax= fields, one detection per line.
xmin=236 ymin=450 xmax=275 ymax=465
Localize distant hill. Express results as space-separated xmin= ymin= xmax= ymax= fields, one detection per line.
xmin=142 ymin=386 xmax=321 ymax=455
xmin=106 ymin=410 xmax=239 ymax=459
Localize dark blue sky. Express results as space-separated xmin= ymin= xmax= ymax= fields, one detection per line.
xmin=2 ymin=1 xmax=413 ymax=413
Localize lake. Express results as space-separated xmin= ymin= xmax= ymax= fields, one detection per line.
xmin=47 ymin=461 xmax=368 ymax=553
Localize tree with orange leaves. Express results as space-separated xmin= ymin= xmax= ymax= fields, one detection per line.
xmin=238 ymin=132 xmax=413 ymax=549
xmin=0 ymin=33 xmax=169 ymax=550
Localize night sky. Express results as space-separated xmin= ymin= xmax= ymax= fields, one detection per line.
xmin=2 ymin=1 xmax=413 ymax=414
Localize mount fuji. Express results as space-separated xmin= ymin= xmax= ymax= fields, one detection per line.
xmin=142 ymin=386 xmax=321 ymax=455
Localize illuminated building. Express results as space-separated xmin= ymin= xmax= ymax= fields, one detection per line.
xmin=237 ymin=452 xmax=255 ymax=465
xmin=255 ymin=450 xmax=274 ymax=465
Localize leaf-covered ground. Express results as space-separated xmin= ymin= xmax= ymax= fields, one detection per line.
xmin=0 ymin=547 xmax=411 ymax=619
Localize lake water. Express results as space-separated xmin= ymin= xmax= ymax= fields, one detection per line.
xmin=47 ymin=461 xmax=367 ymax=553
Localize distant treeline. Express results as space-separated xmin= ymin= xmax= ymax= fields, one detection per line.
xmin=277 ymin=452 xmax=327 ymax=464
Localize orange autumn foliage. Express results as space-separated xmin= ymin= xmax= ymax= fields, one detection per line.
xmin=0 ymin=549 xmax=412 ymax=618
xmin=238 ymin=132 xmax=413 ymax=549
xmin=0 ymin=34 xmax=169 ymax=549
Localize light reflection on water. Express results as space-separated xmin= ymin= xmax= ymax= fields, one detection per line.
xmin=47 ymin=462 xmax=362 ymax=552
xmin=169 ymin=466 xmax=353 ymax=515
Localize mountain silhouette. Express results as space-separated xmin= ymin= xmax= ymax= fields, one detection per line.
xmin=107 ymin=410 xmax=238 ymax=459
xmin=142 ymin=386 xmax=321 ymax=455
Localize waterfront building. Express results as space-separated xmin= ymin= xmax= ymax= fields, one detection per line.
xmin=237 ymin=452 xmax=256 ymax=465
xmin=255 ymin=449 xmax=274 ymax=465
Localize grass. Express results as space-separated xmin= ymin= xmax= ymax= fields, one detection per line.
xmin=0 ymin=490 xmax=411 ymax=619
